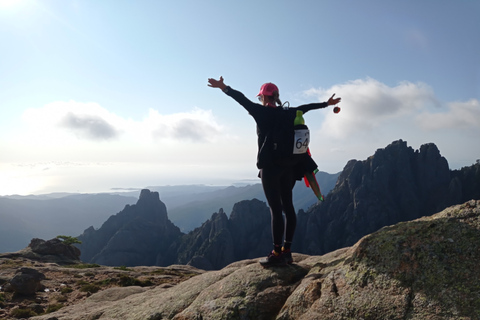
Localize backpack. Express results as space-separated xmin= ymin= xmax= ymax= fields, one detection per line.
xmin=257 ymin=108 xmax=310 ymax=168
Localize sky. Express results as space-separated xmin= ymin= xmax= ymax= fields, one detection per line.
xmin=0 ymin=0 xmax=479 ymax=195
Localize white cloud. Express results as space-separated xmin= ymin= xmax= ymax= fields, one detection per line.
xmin=148 ymin=108 xmax=224 ymax=143
xmin=59 ymin=112 xmax=120 ymax=140
xmin=21 ymin=101 xmax=225 ymax=144
xmin=4 ymin=102 xmax=243 ymax=194
xmin=301 ymin=78 xmax=479 ymax=173
xmin=21 ymin=101 xmax=124 ymax=144
xmin=305 ymin=78 xmax=438 ymax=140
xmin=416 ymin=99 xmax=480 ymax=130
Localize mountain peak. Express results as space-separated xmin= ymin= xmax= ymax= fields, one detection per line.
xmin=139 ymin=188 xmax=159 ymax=201
xmin=77 ymin=190 xmax=181 ymax=266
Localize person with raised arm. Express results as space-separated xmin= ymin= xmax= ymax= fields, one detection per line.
xmin=208 ymin=76 xmax=341 ymax=267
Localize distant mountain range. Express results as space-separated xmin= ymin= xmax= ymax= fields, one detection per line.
xmin=163 ymin=171 xmax=339 ymax=232
xmin=75 ymin=140 xmax=480 ymax=270
xmin=0 ymin=173 xmax=339 ymax=253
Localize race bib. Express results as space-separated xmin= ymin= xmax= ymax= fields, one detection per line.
xmin=293 ymin=128 xmax=309 ymax=154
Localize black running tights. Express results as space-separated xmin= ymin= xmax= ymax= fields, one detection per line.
xmin=260 ymin=166 xmax=297 ymax=248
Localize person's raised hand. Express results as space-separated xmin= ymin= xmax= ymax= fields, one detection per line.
xmin=208 ymin=76 xmax=226 ymax=90
xmin=327 ymin=93 xmax=341 ymax=106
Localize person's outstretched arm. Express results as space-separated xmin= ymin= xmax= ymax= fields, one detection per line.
xmin=208 ymin=76 xmax=260 ymax=114
xmin=298 ymin=94 xmax=342 ymax=113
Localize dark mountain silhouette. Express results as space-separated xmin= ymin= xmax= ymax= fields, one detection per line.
xmin=170 ymin=199 xmax=272 ymax=270
xmin=77 ymin=189 xmax=182 ymax=266
xmin=77 ymin=140 xmax=480 ymax=270
xmin=294 ymin=140 xmax=480 ymax=256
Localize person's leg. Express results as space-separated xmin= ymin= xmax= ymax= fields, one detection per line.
xmin=279 ymin=168 xmax=296 ymax=263
xmin=260 ymin=167 xmax=284 ymax=253
xmin=259 ymin=167 xmax=287 ymax=267
xmin=280 ymin=168 xmax=297 ymax=245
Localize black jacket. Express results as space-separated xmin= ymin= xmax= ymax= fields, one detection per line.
xmin=224 ymin=86 xmax=328 ymax=178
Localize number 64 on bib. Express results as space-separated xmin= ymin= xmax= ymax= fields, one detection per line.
xmin=293 ymin=129 xmax=309 ymax=154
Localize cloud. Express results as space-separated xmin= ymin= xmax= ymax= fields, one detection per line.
xmin=22 ymin=101 xmax=123 ymax=143
xmin=22 ymin=101 xmax=225 ymax=144
xmin=59 ymin=112 xmax=120 ymax=140
xmin=416 ymin=99 xmax=480 ymax=130
xmin=149 ymin=108 xmax=223 ymax=143
xmin=300 ymin=78 xmax=479 ymax=173
xmin=305 ymin=78 xmax=439 ymax=140
xmin=173 ymin=118 xmax=219 ymax=142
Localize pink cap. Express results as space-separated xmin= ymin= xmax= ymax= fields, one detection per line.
xmin=257 ymin=82 xmax=279 ymax=96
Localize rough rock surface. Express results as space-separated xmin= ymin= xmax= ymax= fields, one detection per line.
xmin=20 ymin=199 xmax=479 ymax=320
xmin=0 ymin=260 xmax=203 ymax=320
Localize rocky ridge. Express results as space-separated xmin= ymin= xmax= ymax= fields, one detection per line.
xmin=1 ymin=200 xmax=478 ymax=319
xmin=294 ymin=140 xmax=480 ymax=255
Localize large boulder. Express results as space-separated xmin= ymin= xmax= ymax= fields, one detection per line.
xmin=29 ymin=238 xmax=81 ymax=261
xmin=0 ymin=237 xmax=82 ymax=265
xmin=5 ymin=268 xmax=45 ymax=295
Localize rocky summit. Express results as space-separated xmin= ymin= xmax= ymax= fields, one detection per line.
xmin=294 ymin=140 xmax=480 ymax=256
xmin=0 ymin=200 xmax=478 ymax=319
xmin=77 ymin=189 xmax=182 ymax=267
